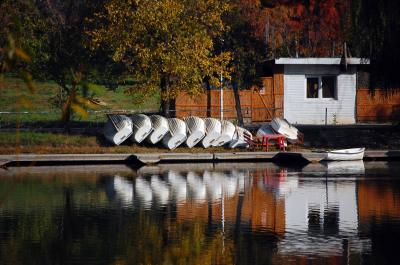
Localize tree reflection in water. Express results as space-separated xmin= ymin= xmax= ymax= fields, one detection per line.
xmin=0 ymin=161 xmax=399 ymax=265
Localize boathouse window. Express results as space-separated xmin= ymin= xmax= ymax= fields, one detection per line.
xmin=306 ymin=76 xmax=337 ymax=99
xmin=322 ymin=76 xmax=336 ymax=98
xmin=306 ymin=77 xmax=319 ymax=98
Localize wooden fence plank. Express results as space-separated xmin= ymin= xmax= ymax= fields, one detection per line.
xmin=356 ymin=88 xmax=400 ymax=122
xmin=175 ymin=88 xmax=278 ymax=122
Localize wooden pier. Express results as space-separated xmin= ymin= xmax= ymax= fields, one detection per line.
xmin=1 ymin=150 xmax=399 ymax=168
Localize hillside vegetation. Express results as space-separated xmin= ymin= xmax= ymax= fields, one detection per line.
xmin=0 ymin=76 xmax=160 ymax=122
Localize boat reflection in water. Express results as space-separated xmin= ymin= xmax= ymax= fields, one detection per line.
xmin=302 ymin=160 xmax=365 ymax=176
xmin=113 ymin=175 xmax=134 ymax=206
xmin=2 ymin=161 xmax=400 ymax=264
xmin=110 ymin=161 xmax=374 ymax=259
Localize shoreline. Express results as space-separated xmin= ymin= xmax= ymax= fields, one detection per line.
xmin=1 ymin=150 xmax=400 ymax=168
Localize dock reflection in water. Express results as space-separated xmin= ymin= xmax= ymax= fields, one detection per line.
xmin=1 ymin=161 xmax=400 ymax=264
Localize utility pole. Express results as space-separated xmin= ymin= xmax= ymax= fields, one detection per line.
xmin=220 ymin=72 xmax=224 ymax=121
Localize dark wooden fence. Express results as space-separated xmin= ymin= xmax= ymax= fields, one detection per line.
xmin=175 ymin=77 xmax=283 ymax=123
xmin=357 ymin=88 xmax=400 ymax=122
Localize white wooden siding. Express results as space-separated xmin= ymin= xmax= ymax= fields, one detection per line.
xmin=283 ymin=64 xmax=356 ymax=124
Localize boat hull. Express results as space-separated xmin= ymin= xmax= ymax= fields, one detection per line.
xmin=271 ymin=118 xmax=298 ymax=140
xmin=202 ymin=118 xmax=221 ymax=148
xmin=147 ymin=115 xmax=169 ymax=144
xmin=228 ymin=126 xmax=251 ymax=149
xmin=256 ymin=124 xmax=276 ymax=138
xmin=131 ymin=114 xmax=153 ymax=143
xmin=323 ymin=148 xmax=365 ymax=161
xmin=162 ymin=118 xmax=187 ymax=150
xmin=214 ymin=120 xmax=235 ymax=146
xmin=110 ymin=127 xmax=133 ymax=145
xmin=184 ymin=116 xmax=206 ymax=148
xmin=103 ymin=115 xmax=133 ymax=145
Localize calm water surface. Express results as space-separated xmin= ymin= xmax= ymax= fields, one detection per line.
xmin=1 ymin=161 xmax=400 ymax=265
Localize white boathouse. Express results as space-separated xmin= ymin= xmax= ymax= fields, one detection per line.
xmin=177 ymin=57 xmax=400 ymax=124
xmin=268 ymin=58 xmax=369 ymax=125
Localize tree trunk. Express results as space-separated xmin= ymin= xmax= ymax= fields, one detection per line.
xmin=233 ymin=80 xmax=244 ymax=126
xmin=63 ymin=107 xmax=71 ymax=123
xmin=61 ymin=84 xmax=72 ymax=123
xmin=160 ymin=76 xmax=171 ymax=117
xmin=161 ymin=99 xmax=171 ymax=117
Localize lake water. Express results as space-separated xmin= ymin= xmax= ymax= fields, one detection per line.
xmin=1 ymin=161 xmax=400 ymax=265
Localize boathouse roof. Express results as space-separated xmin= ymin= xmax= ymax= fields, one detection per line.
xmin=270 ymin=57 xmax=369 ymax=65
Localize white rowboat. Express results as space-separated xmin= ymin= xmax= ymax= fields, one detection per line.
xmin=229 ymin=126 xmax=252 ymax=149
xmin=162 ymin=118 xmax=187 ymax=150
xmin=271 ymin=118 xmax=298 ymax=141
xmin=130 ymin=114 xmax=153 ymax=143
xmin=147 ymin=115 xmax=169 ymax=144
xmin=184 ymin=116 xmax=206 ymax=148
xmin=103 ymin=115 xmax=133 ymax=145
xmin=202 ymin=118 xmax=222 ymax=148
xmin=322 ymin=147 xmax=365 ymax=161
xmin=214 ymin=120 xmax=235 ymax=146
xmin=256 ymin=124 xmax=276 ymax=138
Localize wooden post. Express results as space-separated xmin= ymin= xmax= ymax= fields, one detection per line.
xmin=220 ymin=73 xmax=224 ymax=121
xmin=250 ymin=87 xmax=254 ymax=123
xmin=325 ymin=108 xmax=328 ymax=125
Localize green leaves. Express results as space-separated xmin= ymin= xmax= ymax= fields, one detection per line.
xmin=1 ymin=21 xmax=35 ymax=99
xmin=89 ymin=0 xmax=231 ymax=101
xmin=60 ymin=70 xmax=104 ymax=122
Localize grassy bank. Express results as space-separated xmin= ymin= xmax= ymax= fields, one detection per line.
xmin=0 ymin=131 xmax=260 ymax=154
xmin=0 ymin=76 xmax=160 ymax=122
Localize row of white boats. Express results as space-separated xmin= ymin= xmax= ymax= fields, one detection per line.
xmin=103 ymin=113 xmax=365 ymax=160
xmin=104 ymin=114 xmax=254 ymax=150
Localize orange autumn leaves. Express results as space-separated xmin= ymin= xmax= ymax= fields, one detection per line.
xmin=236 ymin=0 xmax=350 ymax=57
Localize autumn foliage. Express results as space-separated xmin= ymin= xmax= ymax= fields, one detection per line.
xmin=235 ymin=0 xmax=350 ymax=58
xmin=2 ymin=0 xmax=400 ymax=117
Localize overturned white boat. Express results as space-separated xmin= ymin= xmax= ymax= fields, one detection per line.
xmin=256 ymin=124 xmax=276 ymax=138
xmin=103 ymin=115 xmax=133 ymax=145
xmin=184 ymin=116 xmax=206 ymax=148
xmin=271 ymin=118 xmax=299 ymax=141
xmin=130 ymin=114 xmax=153 ymax=143
xmin=229 ymin=126 xmax=252 ymax=149
xmin=322 ymin=147 xmax=365 ymax=161
xmin=213 ymin=120 xmax=235 ymax=146
xmin=162 ymin=118 xmax=187 ymax=150
xmin=202 ymin=118 xmax=222 ymax=148
xmin=147 ymin=115 xmax=169 ymax=144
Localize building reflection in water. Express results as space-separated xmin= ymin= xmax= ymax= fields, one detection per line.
xmin=276 ymin=162 xmax=371 ymax=260
xmin=108 ymin=161 xmax=375 ymax=261
xmin=28 ymin=160 xmax=396 ymax=265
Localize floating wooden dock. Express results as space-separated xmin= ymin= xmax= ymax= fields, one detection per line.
xmin=1 ymin=150 xmax=399 ymax=168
